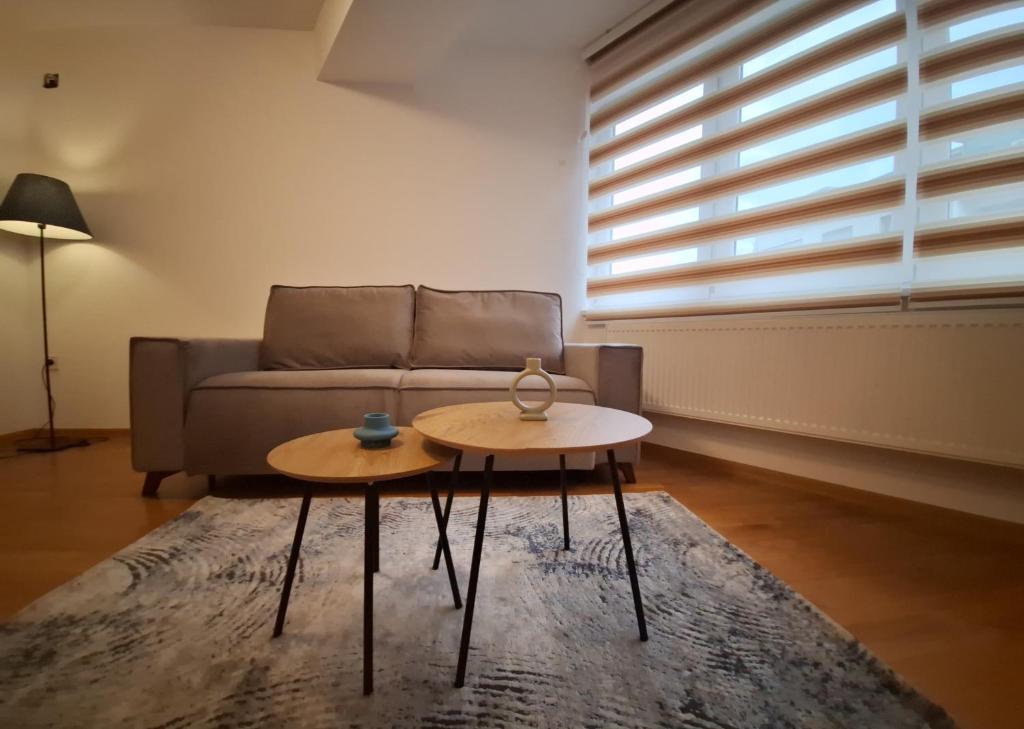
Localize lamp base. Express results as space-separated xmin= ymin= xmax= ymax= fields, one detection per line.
xmin=16 ymin=435 xmax=90 ymax=453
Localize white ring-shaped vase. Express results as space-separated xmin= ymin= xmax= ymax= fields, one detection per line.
xmin=510 ymin=357 xmax=557 ymax=421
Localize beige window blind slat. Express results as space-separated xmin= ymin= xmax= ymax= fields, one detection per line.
xmin=588 ymin=178 xmax=906 ymax=264
xmin=590 ymin=0 xmax=868 ymax=129
xmin=585 ymin=291 xmax=901 ymax=321
xmin=919 ymin=88 xmax=1024 ymax=139
xmin=590 ymin=66 xmax=907 ymax=166
xmin=920 ymin=29 xmax=1024 ymax=82
xmin=917 ymin=151 xmax=1024 ymax=198
xmin=914 ymin=216 xmax=1024 ymax=255
xmin=588 ymin=123 xmax=906 ymax=230
xmin=587 ymin=234 xmax=904 ymax=296
xmin=588 ymin=0 xmax=769 ymax=99
xmin=917 ymin=0 xmax=1014 ymax=28
xmin=911 ymin=282 xmax=1024 ymax=301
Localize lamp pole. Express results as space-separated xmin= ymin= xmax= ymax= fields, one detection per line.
xmin=38 ymin=223 xmax=56 ymax=449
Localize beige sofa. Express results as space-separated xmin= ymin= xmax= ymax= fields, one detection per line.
xmin=130 ymin=285 xmax=643 ymax=496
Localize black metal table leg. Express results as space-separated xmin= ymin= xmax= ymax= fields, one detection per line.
xmin=607 ymin=449 xmax=648 ymax=641
xmin=373 ymin=492 xmax=380 ymax=574
xmin=273 ymin=484 xmax=313 ymax=638
xmin=455 ymin=453 xmax=493 ymax=688
xmin=429 ymin=472 xmax=463 ymax=609
xmin=559 ymin=453 xmax=570 ymax=550
xmin=433 ymin=451 xmax=461 ymax=570
xmin=364 ymin=481 xmax=379 ymax=695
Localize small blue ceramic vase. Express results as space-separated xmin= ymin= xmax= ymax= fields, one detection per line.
xmin=353 ymin=412 xmax=399 ymax=449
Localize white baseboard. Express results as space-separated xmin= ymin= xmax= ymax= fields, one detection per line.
xmin=646 ymin=412 xmax=1024 ymax=524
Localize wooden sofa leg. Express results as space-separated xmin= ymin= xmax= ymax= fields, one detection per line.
xmin=142 ymin=470 xmax=178 ymax=498
xmin=619 ymin=462 xmax=637 ymax=485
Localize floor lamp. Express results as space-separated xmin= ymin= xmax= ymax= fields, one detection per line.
xmin=0 ymin=173 xmax=93 ymax=452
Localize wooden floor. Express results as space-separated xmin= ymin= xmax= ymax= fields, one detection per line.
xmin=1 ymin=434 xmax=1022 ymax=729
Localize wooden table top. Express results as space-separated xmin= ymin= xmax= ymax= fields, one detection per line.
xmin=267 ymin=427 xmax=457 ymax=484
xmin=412 ymin=401 xmax=652 ymax=455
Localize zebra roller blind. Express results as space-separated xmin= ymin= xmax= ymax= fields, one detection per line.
xmin=585 ymin=0 xmax=1024 ymax=319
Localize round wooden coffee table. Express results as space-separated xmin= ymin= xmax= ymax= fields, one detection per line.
xmin=267 ymin=426 xmax=459 ymax=695
xmin=412 ymin=401 xmax=653 ymax=687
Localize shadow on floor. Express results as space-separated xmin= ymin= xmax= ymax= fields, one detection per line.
xmin=207 ymin=464 xmax=652 ymax=501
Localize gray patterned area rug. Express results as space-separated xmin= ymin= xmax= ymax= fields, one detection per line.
xmin=0 ymin=492 xmax=956 ymax=728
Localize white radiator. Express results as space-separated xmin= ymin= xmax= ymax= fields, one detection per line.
xmin=587 ymin=309 xmax=1024 ymax=468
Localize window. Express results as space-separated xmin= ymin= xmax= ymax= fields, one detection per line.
xmin=612 ymin=166 xmax=701 ymax=206
xmin=611 ymin=248 xmax=699 ymax=275
xmin=739 ymin=101 xmax=899 ymax=166
xmin=948 ymin=6 xmax=1024 ymax=41
xmin=612 ymin=125 xmax=702 ymax=171
xmin=614 ymin=84 xmax=704 ymax=134
xmin=735 ymin=157 xmax=896 ymax=211
xmin=740 ymin=47 xmax=899 ymax=121
xmin=584 ymin=0 xmax=1024 ymax=318
xmin=743 ymin=0 xmax=898 ymax=77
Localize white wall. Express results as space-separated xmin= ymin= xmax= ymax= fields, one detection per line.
xmin=0 ymin=26 xmax=590 ymax=429
xmin=0 ymin=237 xmax=45 ymax=434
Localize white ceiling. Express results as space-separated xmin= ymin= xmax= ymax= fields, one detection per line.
xmin=0 ymin=0 xmax=325 ymax=31
xmin=318 ymin=0 xmax=652 ymax=84
xmin=1 ymin=0 xmax=654 ymax=83
xmin=441 ymin=0 xmax=652 ymax=52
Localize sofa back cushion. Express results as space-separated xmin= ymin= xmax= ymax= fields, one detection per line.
xmin=260 ymin=285 xmax=415 ymax=369
xmin=411 ymin=287 xmax=565 ymax=373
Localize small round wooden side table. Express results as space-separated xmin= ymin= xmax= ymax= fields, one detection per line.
xmin=267 ymin=426 xmax=459 ymax=696
xmin=412 ymin=401 xmax=653 ymax=688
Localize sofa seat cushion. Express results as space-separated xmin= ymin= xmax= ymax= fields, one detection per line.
xmin=185 ymin=369 xmax=404 ymax=474
xmin=194 ymin=368 xmax=405 ymax=391
xmin=397 ymin=368 xmax=594 ymax=425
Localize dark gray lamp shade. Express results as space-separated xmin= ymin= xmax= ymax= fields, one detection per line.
xmin=0 ymin=173 xmax=92 ymax=240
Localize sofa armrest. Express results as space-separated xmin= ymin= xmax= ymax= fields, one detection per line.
xmin=564 ymin=343 xmax=643 ymax=414
xmin=564 ymin=343 xmax=644 ymax=469
xmin=129 ymin=337 xmax=260 ymax=473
